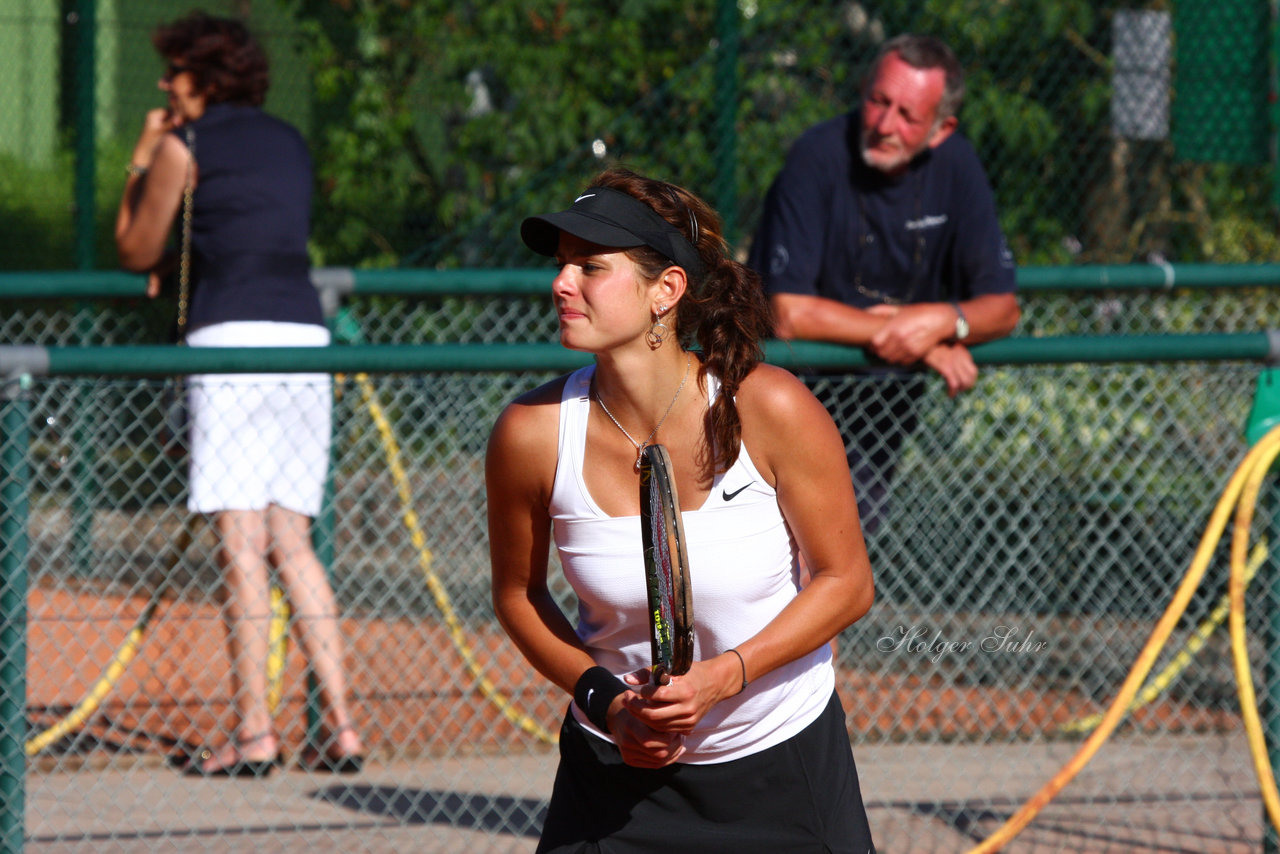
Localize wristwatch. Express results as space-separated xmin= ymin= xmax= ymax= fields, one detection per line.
xmin=952 ymin=302 xmax=970 ymax=341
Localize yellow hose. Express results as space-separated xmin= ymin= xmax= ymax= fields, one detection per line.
xmin=354 ymin=373 xmax=556 ymax=743
xmin=25 ymin=597 xmax=160 ymax=756
xmin=265 ymin=586 xmax=290 ymax=713
xmin=30 ymin=369 xmax=554 ymax=755
xmin=965 ymin=424 xmax=1280 ymax=853
xmin=1059 ymin=541 xmax=1267 ymax=735
xmin=26 ymin=523 xmax=290 ymax=756
xmin=1229 ymin=434 xmax=1280 ymax=833
xmin=26 ymin=520 xmax=197 ymax=756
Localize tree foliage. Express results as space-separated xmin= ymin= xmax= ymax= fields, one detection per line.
xmin=294 ymin=0 xmax=723 ymax=267
xmin=289 ymin=0 xmax=1278 ymax=270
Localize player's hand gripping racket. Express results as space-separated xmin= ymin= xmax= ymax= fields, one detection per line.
xmin=639 ymin=444 xmax=694 ymax=685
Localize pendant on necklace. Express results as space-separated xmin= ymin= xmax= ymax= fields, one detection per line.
xmin=593 ymin=352 xmax=692 ymax=475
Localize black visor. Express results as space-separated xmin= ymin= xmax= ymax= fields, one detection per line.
xmin=521 ymin=186 xmax=705 ymax=281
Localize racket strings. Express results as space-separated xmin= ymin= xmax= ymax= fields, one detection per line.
xmin=642 ymin=445 xmax=693 ymax=681
xmin=648 ymin=480 xmax=677 ymax=655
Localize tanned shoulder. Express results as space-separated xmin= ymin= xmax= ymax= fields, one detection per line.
xmin=486 ymin=374 xmax=570 ymax=506
xmin=734 ymin=363 xmax=838 ymax=487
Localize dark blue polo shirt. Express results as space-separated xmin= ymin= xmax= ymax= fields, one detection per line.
xmin=749 ymin=110 xmax=1015 ymax=308
xmin=176 ymin=102 xmax=321 ymax=329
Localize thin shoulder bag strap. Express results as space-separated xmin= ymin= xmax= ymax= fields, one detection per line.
xmin=175 ymin=125 xmax=196 ymax=341
xmin=163 ymin=127 xmax=197 ymax=644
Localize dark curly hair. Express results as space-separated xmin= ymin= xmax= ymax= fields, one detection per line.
xmin=587 ymin=166 xmax=772 ymax=477
xmin=152 ymin=11 xmax=270 ymax=107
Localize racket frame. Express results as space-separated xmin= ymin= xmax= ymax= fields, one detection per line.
xmin=639 ymin=444 xmax=694 ymax=684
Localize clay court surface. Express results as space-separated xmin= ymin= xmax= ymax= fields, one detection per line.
xmin=22 ymin=586 xmax=1269 ymax=852
xmin=27 ymin=587 xmax=1237 ymax=755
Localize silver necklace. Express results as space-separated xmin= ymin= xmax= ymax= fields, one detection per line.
xmin=593 ymin=352 xmax=691 ymax=472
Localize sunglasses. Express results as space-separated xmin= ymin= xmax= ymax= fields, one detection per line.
xmin=163 ymin=62 xmax=192 ymax=82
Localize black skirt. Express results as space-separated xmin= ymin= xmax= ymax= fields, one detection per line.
xmin=537 ymin=691 xmax=875 ymax=854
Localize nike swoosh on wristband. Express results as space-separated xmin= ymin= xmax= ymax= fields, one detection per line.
xmin=722 ymin=483 xmax=753 ymax=501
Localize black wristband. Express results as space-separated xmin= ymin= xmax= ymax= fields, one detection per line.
xmin=573 ymin=666 xmax=629 ymax=732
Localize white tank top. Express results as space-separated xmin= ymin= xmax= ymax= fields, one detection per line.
xmin=550 ymin=365 xmax=834 ymax=763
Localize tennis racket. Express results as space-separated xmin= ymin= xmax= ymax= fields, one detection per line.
xmin=639 ymin=444 xmax=694 ymax=685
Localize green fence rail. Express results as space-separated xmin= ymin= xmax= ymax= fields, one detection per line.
xmin=3 ymin=263 xmax=1280 ymax=300
xmin=1 ymin=333 xmax=1279 ymax=378
xmin=5 ymin=263 xmax=1280 ymax=355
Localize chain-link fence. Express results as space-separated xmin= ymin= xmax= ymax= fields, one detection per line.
xmin=5 ymin=265 xmax=1280 ymax=350
xmin=2 ymin=333 xmax=1278 ymax=852
xmin=4 ymin=0 xmax=1280 ymax=850
xmin=3 ymin=2 xmax=1278 ymax=271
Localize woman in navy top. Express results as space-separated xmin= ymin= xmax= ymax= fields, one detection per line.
xmin=115 ymin=11 xmax=363 ymax=778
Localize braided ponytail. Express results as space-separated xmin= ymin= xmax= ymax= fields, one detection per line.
xmin=692 ymin=254 xmax=771 ymax=473
xmin=589 ymin=167 xmax=772 ymax=475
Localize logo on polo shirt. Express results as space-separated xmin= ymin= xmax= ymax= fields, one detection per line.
xmin=769 ymin=246 xmax=790 ymax=276
xmin=905 ymin=214 xmax=948 ymax=231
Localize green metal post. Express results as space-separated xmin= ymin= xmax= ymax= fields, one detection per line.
xmin=70 ymin=374 xmax=96 ymax=581
xmin=713 ymin=0 xmax=740 ymax=245
xmin=0 ymin=374 xmax=31 ymax=854
xmin=304 ymin=307 xmax=349 ymax=744
xmin=72 ymin=0 xmax=96 ymax=271
xmin=1272 ymin=0 xmax=1280 ymax=211
xmin=306 ymin=376 xmax=340 ymax=745
xmin=71 ymin=0 xmax=98 ymax=577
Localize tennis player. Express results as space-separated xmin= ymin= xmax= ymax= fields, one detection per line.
xmin=487 ymin=167 xmax=877 ymax=852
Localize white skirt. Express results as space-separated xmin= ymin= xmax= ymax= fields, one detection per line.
xmin=185 ymin=321 xmax=331 ymax=516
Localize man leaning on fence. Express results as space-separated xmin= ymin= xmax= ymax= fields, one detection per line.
xmin=748 ymin=33 xmax=1021 ymax=534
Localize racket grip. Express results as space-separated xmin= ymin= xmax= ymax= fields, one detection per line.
xmin=574 ymin=666 xmax=629 ymax=732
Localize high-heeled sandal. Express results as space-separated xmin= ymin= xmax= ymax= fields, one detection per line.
xmin=297 ymin=723 xmax=365 ymax=774
xmin=183 ymin=730 xmax=281 ymax=778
